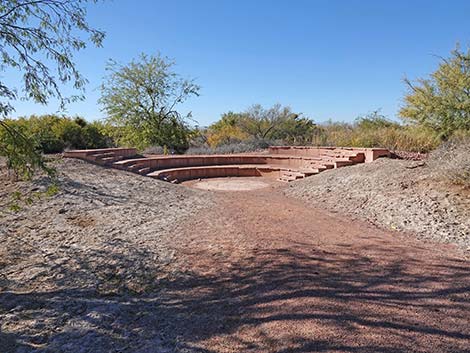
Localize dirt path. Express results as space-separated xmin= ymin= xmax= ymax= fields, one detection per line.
xmin=164 ymin=183 xmax=470 ymax=353
xmin=1 ymin=164 xmax=469 ymax=352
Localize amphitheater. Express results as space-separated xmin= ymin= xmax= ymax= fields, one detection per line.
xmin=64 ymin=146 xmax=390 ymax=183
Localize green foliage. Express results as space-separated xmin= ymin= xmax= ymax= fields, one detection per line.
xmin=0 ymin=0 xmax=105 ymax=178
xmin=207 ymin=104 xmax=318 ymax=147
xmin=8 ymin=203 xmax=21 ymax=212
xmin=312 ymin=112 xmax=440 ymax=153
xmin=2 ymin=115 xmax=112 ymax=155
xmin=2 ymin=182 xmax=61 ymax=214
xmin=0 ymin=120 xmax=53 ymax=179
xmin=100 ymin=53 xmax=200 ymax=152
xmin=45 ymin=184 xmax=60 ymax=197
xmin=274 ymin=114 xmax=318 ymax=144
xmin=400 ymin=45 xmax=470 ymax=139
xmin=207 ymin=112 xmax=249 ymax=147
xmin=0 ymin=0 xmax=105 ymax=115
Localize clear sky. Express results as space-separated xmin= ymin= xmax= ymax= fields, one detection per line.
xmin=7 ymin=0 xmax=470 ymax=126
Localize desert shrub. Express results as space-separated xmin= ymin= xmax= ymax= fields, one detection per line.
xmin=312 ymin=121 xmax=355 ymax=147
xmin=312 ymin=113 xmax=440 ymax=153
xmin=428 ymin=135 xmax=470 ymax=187
xmin=60 ymin=120 xmax=86 ymax=149
xmin=5 ymin=115 xmax=114 ymax=153
xmin=82 ymin=123 xmax=113 ymax=149
xmin=0 ymin=120 xmax=52 ymax=179
xmin=207 ymin=124 xmax=249 ymax=147
xmin=185 ymin=139 xmax=273 ymax=155
xmin=207 ymin=105 xmax=317 ymax=147
xmin=400 ymin=45 xmax=470 ymax=139
xmin=184 ymin=146 xmax=213 ymax=155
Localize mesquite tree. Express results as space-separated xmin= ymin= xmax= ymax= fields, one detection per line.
xmin=0 ymin=0 xmax=105 ymax=178
xmin=400 ymin=45 xmax=470 ymax=139
xmin=100 ymin=53 xmax=200 ymax=152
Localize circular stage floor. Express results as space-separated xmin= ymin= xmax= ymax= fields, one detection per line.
xmin=185 ymin=177 xmax=275 ymax=191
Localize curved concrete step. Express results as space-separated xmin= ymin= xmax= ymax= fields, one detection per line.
xmin=147 ymin=164 xmax=289 ymax=182
xmin=64 ymin=147 xmax=389 ymax=184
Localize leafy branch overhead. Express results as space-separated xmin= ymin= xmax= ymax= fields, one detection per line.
xmin=0 ymin=0 xmax=105 ymax=115
xmin=0 ymin=0 xmax=105 ymax=178
xmin=400 ymin=45 xmax=470 ymax=139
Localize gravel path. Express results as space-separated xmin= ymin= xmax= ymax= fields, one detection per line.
xmin=1 ymin=157 xmax=469 ymax=352
xmin=164 ymin=189 xmax=470 ymax=352
xmin=285 ymin=158 xmax=470 ymax=250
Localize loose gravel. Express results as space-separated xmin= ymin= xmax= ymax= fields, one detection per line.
xmin=0 ymin=157 xmax=212 ymax=352
xmin=285 ymin=158 xmax=470 ymax=251
xmin=1 ymin=156 xmax=469 ymax=352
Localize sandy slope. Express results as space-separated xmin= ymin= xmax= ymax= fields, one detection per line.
xmin=0 ymin=158 xmax=212 ymax=352
xmin=286 ymin=158 xmax=470 ymax=250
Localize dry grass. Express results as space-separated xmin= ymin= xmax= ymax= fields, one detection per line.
xmin=312 ymin=123 xmax=440 ymax=153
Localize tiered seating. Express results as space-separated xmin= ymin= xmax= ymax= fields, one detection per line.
xmin=268 ymin=146 xmax=390 ymax=163
xmin=64 ymin=146 xmax=389 ymax=183
xmin=148 ymin=165 xmax=283 ymax=182
xmin=63 ymin=148 xmax=138 ymax=165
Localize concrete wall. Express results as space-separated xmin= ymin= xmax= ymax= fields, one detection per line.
xmin=268 ymin=146 xmax=389 ymax=163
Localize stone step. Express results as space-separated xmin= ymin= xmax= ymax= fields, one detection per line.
xmin=298 ymin=168 xmax=321 ymax=176
xmin=138 ymin=167 xmax=151 ymax=175
xmin=113 ymin=158 xmax=149 ymax=169
xmin=127 ymin=164 xmax=145 ymax=172
xmin=283 ymin=171 xmax=304 ymax=177
xmin=100 ymin=155 xmax=124 ymax=165
xmin=282 ymin=173 xmax=304 ymax=179
xmin=334 ymin=160 xmax=354 ymax=168
xmin=90 ymin=152 xmax=116 ymax=161
xmin=322 ymin=152 xmax=358 ymax=157
xmin=278 ymin=176 xmax=297 ymax=182
xmin=279 ymin=170 xmax=305 ymax=182
xmin=309 ymin=162 xmax=334 ymax=169
xmin=320 ymin=156 xmax=355 ymax=162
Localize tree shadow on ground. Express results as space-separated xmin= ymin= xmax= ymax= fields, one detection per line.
xmin=1 ymin=240 xmax=469 ymax=352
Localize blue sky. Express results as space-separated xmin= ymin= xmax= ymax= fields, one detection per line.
xmin=7 ymin=0 xmax=470 ymax=126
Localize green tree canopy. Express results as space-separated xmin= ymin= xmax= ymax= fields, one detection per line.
xmin=208 ymin=104 xmax=317 ymax=146
xmin=400 ymin=45 xmax=470 ymax=139
xmin=100 ymin=53 xmax=200 ymax=152
xmin=238 ymin=104 xmax=298 ymax=140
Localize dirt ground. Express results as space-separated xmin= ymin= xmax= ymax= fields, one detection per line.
xmin=183 ymin=177 xmax=281 ymax=191
xmin=286 ymin=158 xmax=470 ymax=250
xmin=166 ymin=183 xmax=469 ymax=353
xmin=1 ymin=159 xmax=469 ymax=352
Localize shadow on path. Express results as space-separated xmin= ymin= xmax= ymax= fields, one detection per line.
xmin=1 ymin=242 xmax=469 ymax=352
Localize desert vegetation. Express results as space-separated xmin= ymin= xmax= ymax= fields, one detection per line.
xmin=1 ymin=8 xmax=470 ymax=180
xmin=1 ymin=17 xmax=470 ymax=181
xmin=0 ymin=0 xmax=104 ymax=179
xmin=1 ymin=2 xmax=469 ymax=353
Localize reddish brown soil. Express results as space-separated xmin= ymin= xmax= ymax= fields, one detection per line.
xmin=167 ymin=185 xmax=470 ymax=353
